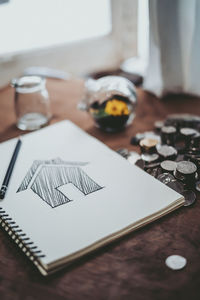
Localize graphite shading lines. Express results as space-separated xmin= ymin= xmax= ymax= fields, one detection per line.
xmin=17 ymin=158 xmax=103 ymax=208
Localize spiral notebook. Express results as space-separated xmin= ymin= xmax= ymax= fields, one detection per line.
xmin=0 ymin=121 xmax=185 ymax=275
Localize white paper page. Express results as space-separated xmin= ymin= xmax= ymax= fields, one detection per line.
xmin=0 ymin=121 xmax=183 ymax=266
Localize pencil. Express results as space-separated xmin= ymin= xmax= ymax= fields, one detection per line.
xmin=0 ymin=138 xmax=22 ymax=200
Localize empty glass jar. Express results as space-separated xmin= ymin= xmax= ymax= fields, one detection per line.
xmin=11 ymin=76 xmax=51 ymax=131
xmin=78 ymin=76 xmax=137 ymax=132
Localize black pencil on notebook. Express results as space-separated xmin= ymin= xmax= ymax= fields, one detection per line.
xmin=0 ymin=138 xmax=22 ymax=200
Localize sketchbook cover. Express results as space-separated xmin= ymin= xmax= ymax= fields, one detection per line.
xmin=0 ymin=120 xmax=184 ymax=275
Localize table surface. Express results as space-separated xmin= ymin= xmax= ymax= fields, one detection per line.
xmin=0 ymin=79 xmax=200 ymax=300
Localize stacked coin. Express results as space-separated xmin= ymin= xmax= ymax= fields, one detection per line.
xmin=191 ymin=133 xmax=200 ymax=150
xmin=174 ymin=161 xmax=197 ymax=186
xmin=157 ymin=145 xmax=177 ymax=161
xmin=139 ymin=138 xmax=158 ymax=154
xmin=127 ymin=113 xmax=200 ymax=206
xmin=165 ymin=114 xmax=200 ymax=129
xmin=161 ymin=126 xmax=176 ymax=145
xmin=180 ymin=128 xmax=198 ymax=149
xmin=154 ymin=120 xmax=165 ymax=132
xmin=130 ymin=131 xmax=161 ymax=146
xmin=160 ymin=160 xmax=177 ymax=174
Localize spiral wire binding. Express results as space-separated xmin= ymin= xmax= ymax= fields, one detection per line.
xmin=0 ymin=207 xmax=46 ymax=273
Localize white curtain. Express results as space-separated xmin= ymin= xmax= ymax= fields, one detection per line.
xmin=144 ymin=0 xmax=200 ymax=97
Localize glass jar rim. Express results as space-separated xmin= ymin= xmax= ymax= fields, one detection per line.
xmin=11 ymin=76 xmax=46 ymax=94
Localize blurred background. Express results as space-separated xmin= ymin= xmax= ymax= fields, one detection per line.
xmin=0 ymin=0 xmax=149 ymax=87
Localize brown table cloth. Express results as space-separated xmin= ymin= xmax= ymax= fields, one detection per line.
xmin=0 ymin=79 xmax=200 ymax=300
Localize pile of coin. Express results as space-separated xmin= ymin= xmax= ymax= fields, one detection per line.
xmin=118 ymin=114 xmax=200 ymax=207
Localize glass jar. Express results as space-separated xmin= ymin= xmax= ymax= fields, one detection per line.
xmin=78 ymin=76 xmax=137 ymax=132
xmin=11 ymin=76 xmax=51 ymax=131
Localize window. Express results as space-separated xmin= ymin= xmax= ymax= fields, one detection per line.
xmin=0 ymin=0 xmax=112 ymax=56
xmin=0 ymin=0 xmax=148 ymax=87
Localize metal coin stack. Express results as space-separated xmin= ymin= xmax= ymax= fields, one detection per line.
xmin=127 ymin=113 xmax=200 ymax=207
xmin=161 ymin=126 xmax=176 ymax=145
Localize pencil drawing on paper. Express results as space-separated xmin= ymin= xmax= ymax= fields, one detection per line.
xmin=17 ymin=158 xmax=103 ymax=208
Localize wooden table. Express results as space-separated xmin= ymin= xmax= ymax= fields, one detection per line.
xmin=0 ymin=79 xmax=200 ymax=300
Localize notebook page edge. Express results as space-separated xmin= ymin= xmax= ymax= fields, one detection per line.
xmin=43 ymin=195 xmax=184 ymax=273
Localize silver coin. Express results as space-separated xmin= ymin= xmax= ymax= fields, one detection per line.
xmin=165 ymin=255 xmax=187 ymax=270
xmin=161 ymin=160 xmax=177 ymax=172
xmin=176 ymin=160 xmax=197 ymax=175
xmin=143 ymin=131 xmax=161 ymax=143
xmin=141 ymin=153 xmax=159 ymax=163
xmin=182 ymin=190 xmax=196 ymax=206
xmin=151 ymin=168 xmax=158 ymax=177
xmin=135 ymin=159 xmax=145 ymax=170
xmin=156 ymin=167 xmax=163 ymax=177
xmin=161 ymin=126 xmax=176 ymax=134
xmin=147 ymin=168 xmax=158 ymax=177
xmin=195 ymin=181 xmax=200 ymax=192
xmin=156 ymin=144 xmax=162 ymax=153
xmin=157 ymin=145 xmax=177 ymax=159
xmin=131 ymin=131 xmax=161 ymax=145
xmin=146 ymin=169 xmax=151 ymax=174
xmin=127 ymin=151 xmax=140 ymax=165
xmin=173 ymin=170 xmax=185 ymax=181
xmin=191 ymin=133 xmax=200 ymax=147
xmin=180 ymin=127 xmax=197 ymax=137
xmin=157 ymin=173 xmax=175 ymax=185
xmin=144 ymin=162 xmax=160 ymax=170
xmin=167 ymin=113 xmax=200 ymax=122
xmin=154 ymin=120 xmax=165 ymax=131
xmin=167 ymin=180 xmax=184 ymax=194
